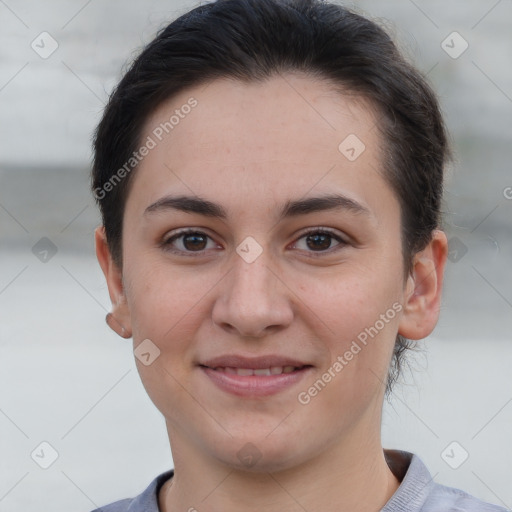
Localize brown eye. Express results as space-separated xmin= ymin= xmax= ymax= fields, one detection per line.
xmin=305 ymin=232 xmax=333 ymax=251
xmin=162 ymin=229 xmax=217 ymax=254
xmin=293 ymin=229 xmax=347 ymax=255
xmin=180 ymin=232 xmax=208 ymax=251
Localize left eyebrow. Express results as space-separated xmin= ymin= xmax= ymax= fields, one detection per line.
xmin=143 ymin=193 xmax=372 ymax=220
xmin=280 ymin=194 xmax=371 ymax=219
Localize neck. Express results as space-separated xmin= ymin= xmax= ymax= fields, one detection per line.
xmin=160 ymin=426 xmax=400 ymax=512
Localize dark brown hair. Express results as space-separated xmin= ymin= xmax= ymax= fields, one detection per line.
xmin=91 ymin=0 xmax=450 ymax=393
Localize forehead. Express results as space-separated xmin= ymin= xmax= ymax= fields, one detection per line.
xmin=126 ymin=73 xmax=394 ymax=221
xmin=145 ymin=73 xmax=377 ymax=159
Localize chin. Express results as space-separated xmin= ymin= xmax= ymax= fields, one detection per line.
xmin=214 ymin=434 xmax=312 ymax=474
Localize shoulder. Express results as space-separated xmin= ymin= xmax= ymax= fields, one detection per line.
xmin=90 ymin=498 xmax=132 ymax=512
xmin=90 ymin=470 xmax=174 ymax=512
xmin=383 ymin=450 xmax=508 ymax=512
xmin=424 ymin=481 xmax=509 ymax=512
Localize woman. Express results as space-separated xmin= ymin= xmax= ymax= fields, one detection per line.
xmin=91 ymin=0 xmax=506 ymax=510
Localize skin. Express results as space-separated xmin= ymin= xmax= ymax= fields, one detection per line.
xmin=96 ymin=72 xmax=448 ymax=512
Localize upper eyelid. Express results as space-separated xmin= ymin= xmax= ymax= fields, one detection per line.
xmin=163 ymin=227 xmax=347 ymax=251
xmin=294 ymin=226 xmax=346 ymax=240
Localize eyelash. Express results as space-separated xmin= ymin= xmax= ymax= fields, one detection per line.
xmin=161 ymin=227 xmax=348 ymax=257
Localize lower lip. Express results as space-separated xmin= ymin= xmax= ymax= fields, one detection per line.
xmin=200 ymin=366 xmax=312 ymax=397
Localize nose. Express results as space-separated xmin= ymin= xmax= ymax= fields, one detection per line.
xmin=211 ymin=248 xmax=294 ymax=339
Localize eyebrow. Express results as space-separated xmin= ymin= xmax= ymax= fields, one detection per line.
xmin=143 ymin=193 xmax=371 ymax=220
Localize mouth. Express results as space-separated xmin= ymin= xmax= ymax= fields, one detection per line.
xmin=198 ymin=356 xmax=313 ymax=397
xmin=203 ymin=365 xmax=305 ymax=376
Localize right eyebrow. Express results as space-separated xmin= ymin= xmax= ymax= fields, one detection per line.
xmin=144 ymin=195 xmax=228 ymax=219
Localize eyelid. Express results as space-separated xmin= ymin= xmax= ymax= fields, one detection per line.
xmin=161 ymin=228 xmax=220 ymax=256
xmin=289 ymin=226 xmax=348 ymax=255
xmin=293 ymin=226 xmax=348 ymax=243
xmin=161 ymin=226 xmax=349 ymax=256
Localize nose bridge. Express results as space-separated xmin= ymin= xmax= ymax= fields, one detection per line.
xmin=229 ymin=245 xmax=277 ymax=313
xmin=212 ymin=241 xmax=293 ymax=337
xmin=232 ymin=249 xmax=273 ymax=297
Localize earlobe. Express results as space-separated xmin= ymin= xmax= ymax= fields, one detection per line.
xmin=105 ymin=312 xmax=131 ymax=339
xmin=94 ymin=226 xmax=133 ymax=339
xmin=398 ymin=230 xmax=448 ymax=340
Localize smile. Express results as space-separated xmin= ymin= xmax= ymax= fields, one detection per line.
xmin=198 ymin=357 xmax=313 ymax=397
xmin=208 ymin=365 xmax=302 ymax=376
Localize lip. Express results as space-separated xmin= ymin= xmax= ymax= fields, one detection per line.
xmin=199 ymin=354 xmax=313 ymax=397
xmin=201 ymin=354 xmax=309 ymax=369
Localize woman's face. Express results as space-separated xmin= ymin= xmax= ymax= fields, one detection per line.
xmin=101 ymin=73 xmax=422 ymax=471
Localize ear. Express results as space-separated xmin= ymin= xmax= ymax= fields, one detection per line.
xmin=95 ymin=226 xmax=132 ymax=339
xmin=398 ymin=230 xmax=448 ymax=340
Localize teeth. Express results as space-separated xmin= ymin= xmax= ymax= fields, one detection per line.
xmin=254 ymin=368 xmax=271 ymax=376
xmin=212 ymin=366 xmax=300 ymax=375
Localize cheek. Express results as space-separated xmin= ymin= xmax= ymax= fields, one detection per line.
xmin=301 ymin=263 xmax=402 ymax=336
xmin=125 ymin=256 xmax=208 ymax=341
xmin=297 ymin=266 xmax=402 ymax=389
xmin=125 ymin=262 xmax=212 ymax=417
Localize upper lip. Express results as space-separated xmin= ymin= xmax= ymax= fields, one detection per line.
xmin=200 ymin=355 xmax=311 ymax=369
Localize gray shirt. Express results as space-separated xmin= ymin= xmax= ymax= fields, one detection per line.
xmin=92 ymin=450 xmax=508 ymax=511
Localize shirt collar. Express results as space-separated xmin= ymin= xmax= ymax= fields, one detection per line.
xmin=128 ymin=450 xmax=429 ymax=512
xmin=382 ymin=450 xmax=435 ymax=511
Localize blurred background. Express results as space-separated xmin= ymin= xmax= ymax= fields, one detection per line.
xmin=1 ymin=0 xmax=511 ymax=510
